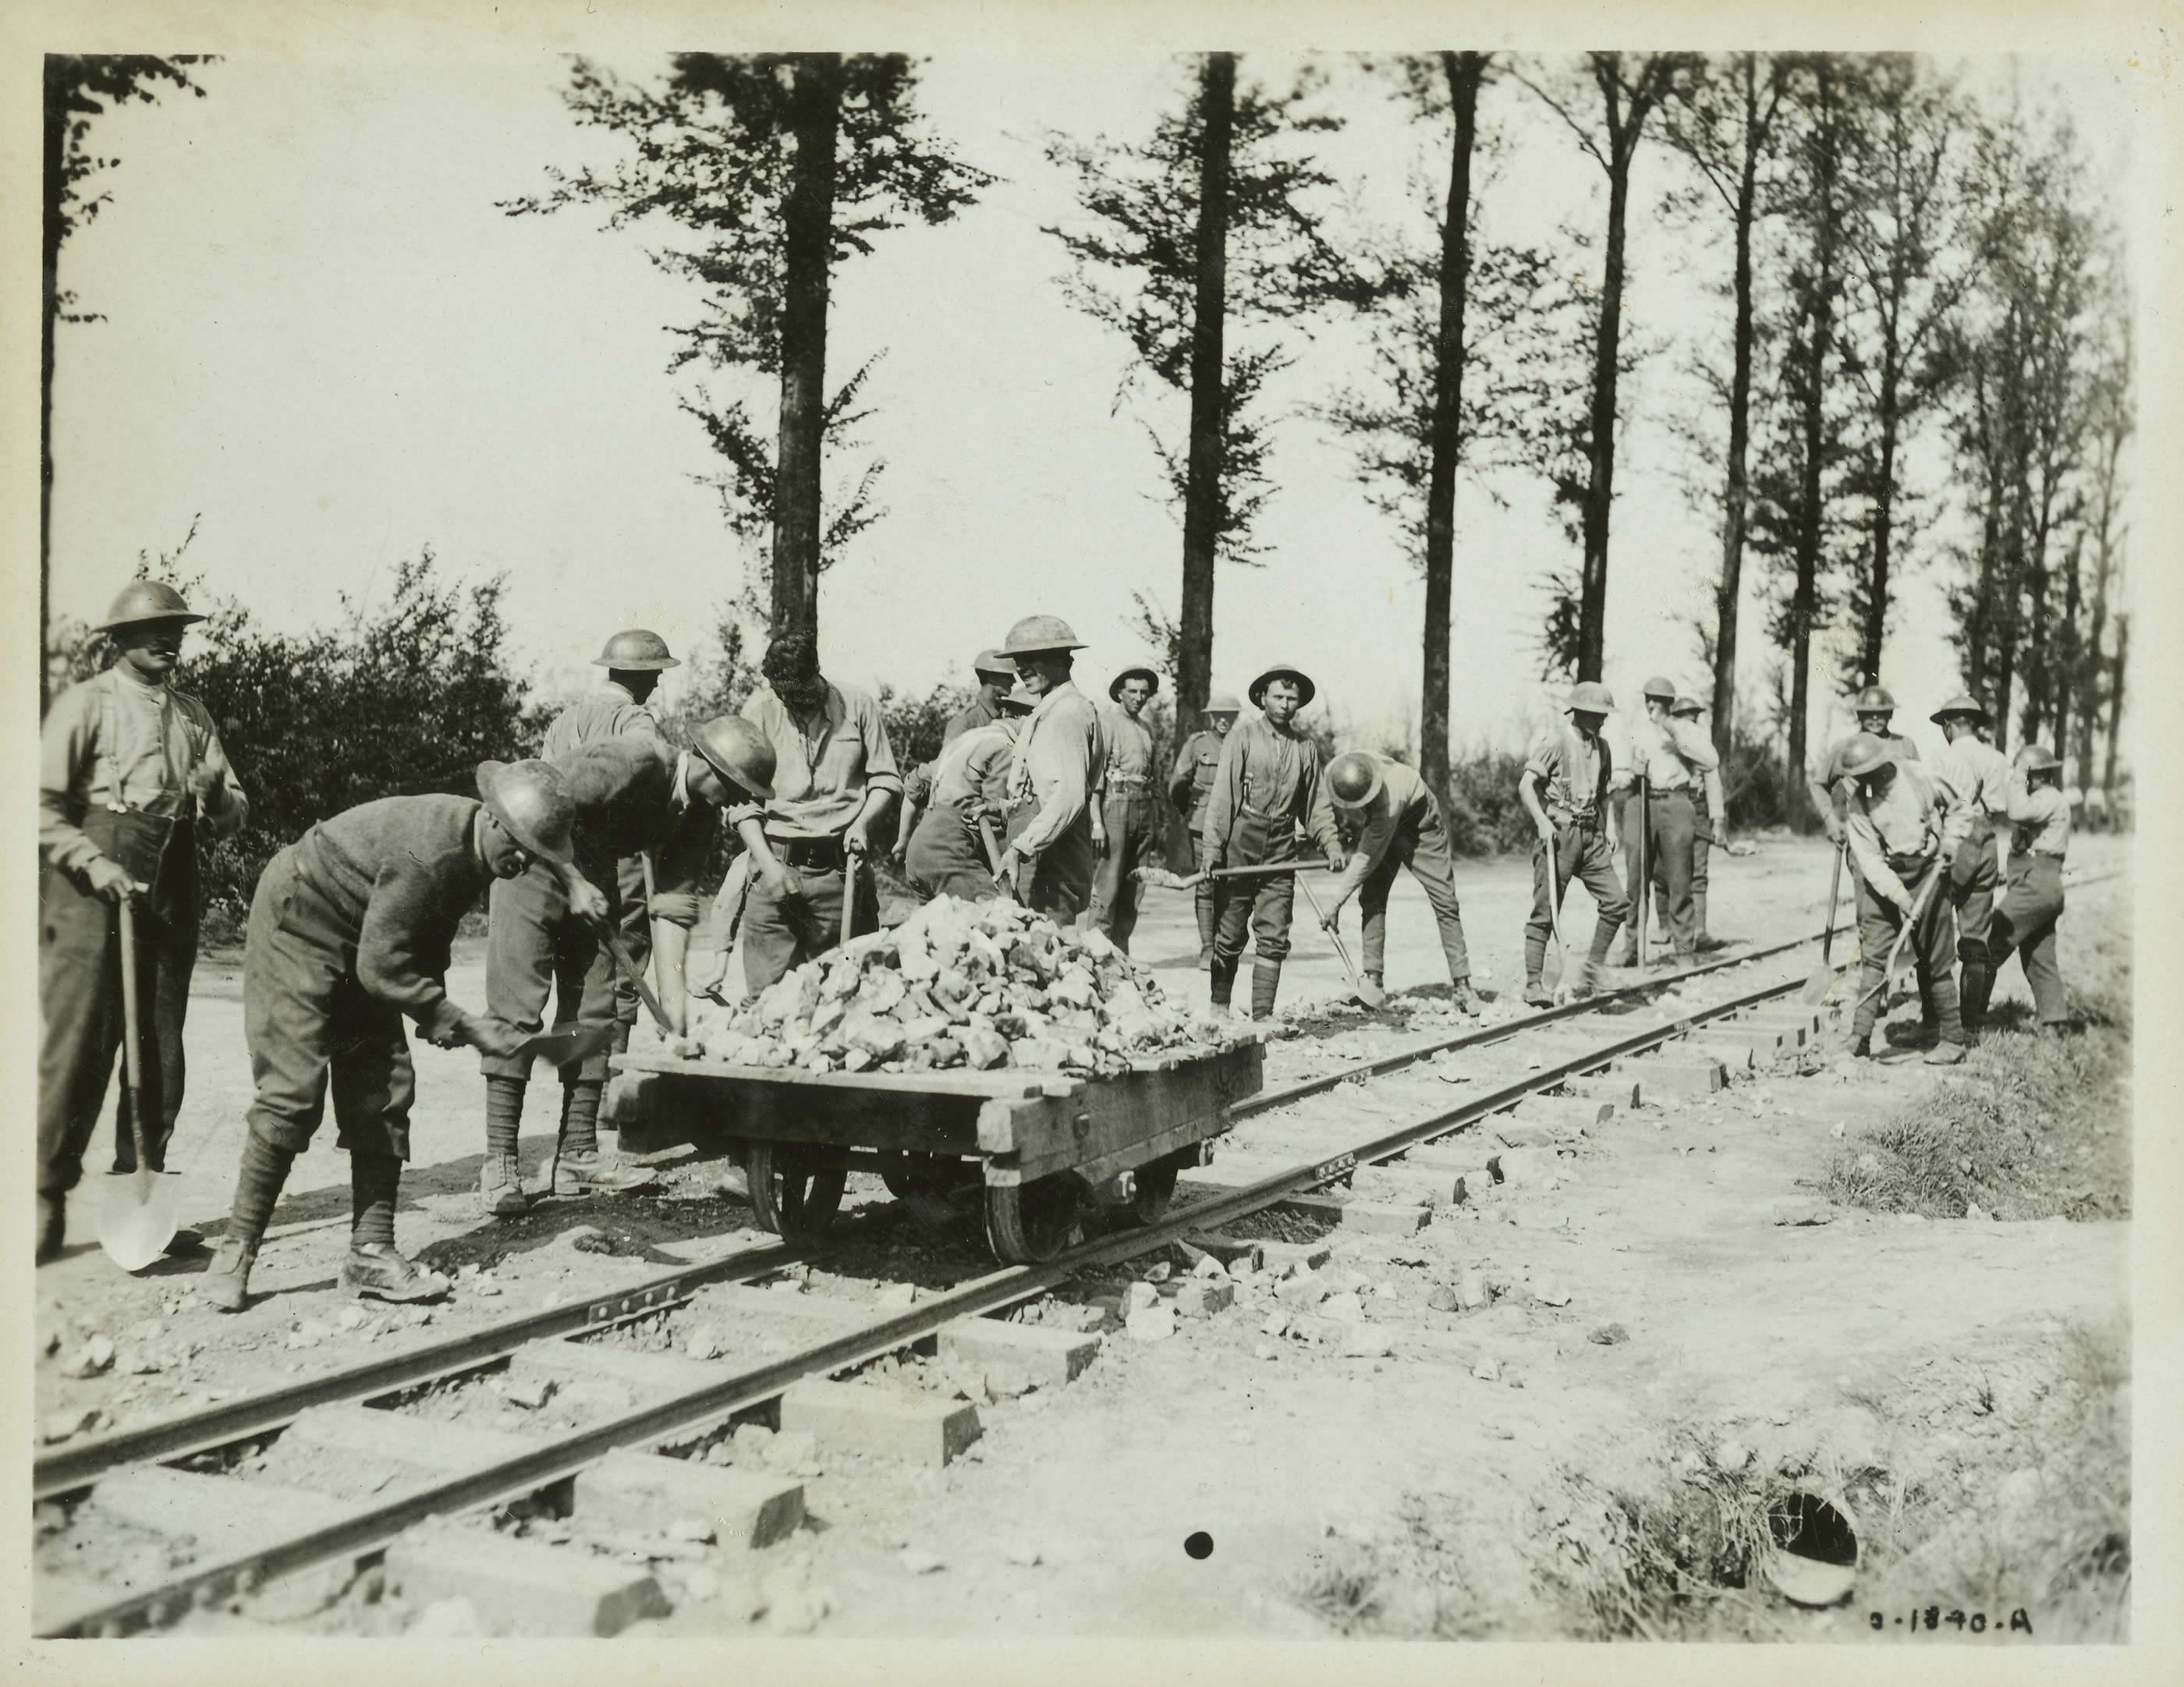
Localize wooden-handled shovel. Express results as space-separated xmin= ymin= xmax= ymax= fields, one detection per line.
xmin=1853 ymin=867 xmax=1941 ymax=1015
xmin=1294 ymin=872 xmax=1384 ymax=1009
xmin=1541 ymin=831 xmax=1568 ymax=1000
xmin=1802 ymin=842 xmax=1848 ymax=1004
xmin=97 ymin=895 xmax=183 ymax=1271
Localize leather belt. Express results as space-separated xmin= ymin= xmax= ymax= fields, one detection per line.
xmin=769 ymin=835 xmax=847 ymax=872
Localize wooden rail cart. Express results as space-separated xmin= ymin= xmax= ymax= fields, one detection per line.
xmin=608 ymin=1038 xmax=1264 ymax=1263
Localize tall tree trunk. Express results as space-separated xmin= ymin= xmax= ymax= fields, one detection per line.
xmin=1785 ymin=62 xmax=1840 ymax=832
xmin=1863 ymin=366 xmax=1901 ymax=685
xmin=770 ymin=52 xmax=842 ymax=644
xmin=2019 ymin=444 xmax=2065 ymax=742
xmin=1964 ymin=362 xmax=2000 ymax=696
xmin=42 ymin=65 xmax=66 ymax=716
xmin=2101 ymin=612 xmax=2126 ymax=804
xmin=1578 ymin=149 xmax=1631 ymax=682
xmin=2053 ymin=530 xmax=2083 ymax=774
xmin=1419 ymin=51 xmax=1485 ymax=811
xmin=1711 ymin=60 xmax=1762 ymax=760
xmin=1175 ymin=51 xmax=1236 ymax=723
xmin=2076 ymin=498 xmax=2113 ymax=790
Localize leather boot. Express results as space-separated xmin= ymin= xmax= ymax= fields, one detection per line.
xmin=341 ymin=1244 xmax=452 ymax=1303
xmin=553 ymin=1150 xmax=659 ymax=1196
xmin=480 ymin=1152 xmax=530 ymax=1218
xmin=1522 ymin=980 xmax=1553 ymax=1008
xmin=1451 ymin=980 xmax=1480 ymax=1016
xmin=202 ymin=1235 xmax=259 ymax=1312
xmin=35 ymin=1193 xmax=65 ymax=1266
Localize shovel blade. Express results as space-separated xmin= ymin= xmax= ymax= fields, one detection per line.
xmin=1800 ymin=961 xmax=1837 ymax=1005
xmin=515 ymin=1024 xmax=616 ymax=1069
xmin=95 ymin=1172 xmax=184 ymax=1273
xmin=1352 ymin=979 xmax=1387 ymax=1009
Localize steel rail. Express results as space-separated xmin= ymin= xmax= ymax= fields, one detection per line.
xmin=42 ymin=865 xmax=2126 ymax=1633
xmin=34 ymin=1239 xmax=797 ymax=1503
xmin=38 ymin=966 xmax=1816 ymax=1639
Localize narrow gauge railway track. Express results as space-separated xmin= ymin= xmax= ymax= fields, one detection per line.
xmin=39 ymin=877 xmax=2119 ymax=1638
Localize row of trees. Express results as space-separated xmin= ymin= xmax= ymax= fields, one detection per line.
xmin=43 ymin=52 xmax=2134 ymax=840
xmin=512 ymin=50 xmax=2130 ymax=831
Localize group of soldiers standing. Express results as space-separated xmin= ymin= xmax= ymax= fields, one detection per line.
xmin=38 ymin=583 xmax=2076 ymax=1304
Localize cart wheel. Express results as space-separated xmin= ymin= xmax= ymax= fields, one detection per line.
xmin=1128 ymin=1159 xmax=1179 ymax=1225
xmin=746 ymin=1141 xmax=846 ymax=1242
xmin=984 ymin=1175 xmax=1081 ymax=1263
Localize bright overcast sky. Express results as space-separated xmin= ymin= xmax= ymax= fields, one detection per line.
xmin=47 ymin=46 xmax=2143 ymax=761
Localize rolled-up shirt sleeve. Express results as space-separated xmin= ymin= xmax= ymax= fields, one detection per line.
xmin=1928 ymin=763 xmax=1974 ymax=859
xmin=1670 ymin=721 xmax=1720 ymax=772
xmin=1301 ymin=754 xmax=1342 ymax=858
xmin=196 ymin=720 xmax=250 ymax=835
xmin=857 ymin=688 xmax=904 ymax=798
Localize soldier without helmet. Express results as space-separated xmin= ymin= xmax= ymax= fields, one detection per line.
xmin=905 ymin=682 xmax=1035 ymax=901
xmin=1086 ymin=665 xmax=1164 ymax=954
xmin=37 ymin=583 xmax=250 ymax=1264
xmin=1166 ymin=688 xmax=1242 ymax=968
xmin=1668 ymin=695 xmax=1730 ymax=950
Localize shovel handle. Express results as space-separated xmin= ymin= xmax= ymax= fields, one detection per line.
xmin=977 ymin=817 xmax=1005 ymax=876
xmin=115 ymin=895 xmax=152 ymax=1175
xmin=1820 ymin=842 xmax=1845 ymax=964
xmin=840 ymin=849 xmax=861 ymax=947
xmin=1294 ymin=874 xmax=1372 ymax=998
xmin=601 ymin=929 xmax=675 ymax=1034
xmin=1856 ymin=867 xmax=1941 ymax=1009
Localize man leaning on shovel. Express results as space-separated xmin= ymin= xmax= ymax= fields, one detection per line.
xmin=1516 ymin=681 xmax=1629 ymax=1006
xmin=1317 ymin=750 xmax=1480 ymax=1015
xmin=1837 ymin=732 xmax=1976 ymax=1064
xmin=38 ymin=583 xmax=250 ymax=1265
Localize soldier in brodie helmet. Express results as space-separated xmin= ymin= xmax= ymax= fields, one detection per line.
xmin=1167 ymin=689 xmax=1242 ymax=967
xmin=1838 ymin=732 xmax=1975 ymax=1064
xmin=1930 ymin=692 xmax=2012 ymax=1035
xmin=1516 ymin=681 xmax=1630 ymax=1004
xmin=198 ymin=766 xmax=562 ymax=1312
xmin=1087 ymin=665 xmax=1163 ymax=952
xmin=38 ymin=582 xmax=251 ymax=1263
xmin=480 ymin=718 xmax=784 ymax=1216
xmin=1808 ymin=682 xmax=1934 ymax=1033
xmin=477 ymin=628 xmax=679 ymax=1214
xmin=1202 ymin=663 xmax=1346 ymax=1020
xmin=1318 ymin=750 xmax=1480 ymax=1013
xmin=993 ymin=615 xmax=1105 ymax=919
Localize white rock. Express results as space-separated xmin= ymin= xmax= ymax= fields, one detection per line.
xmin=1125 ymin=1281 xmax=1160 ymax=1313
xmin=899 ymin=1548 xmax=946 ymax=1575
xmin=411 ymin=1597 xmax=486 ymax=1637
xmin=1126 ymin=1306 xmax=1177 ymax=1344
xmin=61 ymin=1336 xmax=116 ymax=1378
xmin=1254 ymin=1343 xmax=1282 ymax=1362
xmin=1470 ymin=1357 xmax=1501 ymax=1383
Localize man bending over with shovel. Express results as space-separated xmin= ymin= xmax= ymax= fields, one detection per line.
xmin=1838 ymin=732 xmax=1975 ymax=1064
xmin=200 ymin=765 xmax=572 ymax=1311
xmin=1517 ymin=682 xmax=1629 ymax=1005
xmin=1317 ymin=750 xmax=1480 ymax=1015
xmin=480 ymin=718 xmax=784 ymax=1217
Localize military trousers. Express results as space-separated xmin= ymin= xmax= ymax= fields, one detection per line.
xmin=1849 ymin=862 xmax=1962 ymax=1046
xmin=38 ymin=809 xmax=198 ymax=1194
xmin=1356 ymin=797 xmax=1471 ymax=987
xmin=243 ymin=847 xmax=415 ymax=1162
xmin=1525 ymin=818 xmax=1628 ymax=983
xmin=1087 ymin=789 xmax=1159 ymax=952
xmin=481 ymin=851 xmax=641 ymax=1085
xmin=906 ymin=803 xmax=999 ymax=903
xmin=1990 ymin=852 xmax=2067 ymax=1026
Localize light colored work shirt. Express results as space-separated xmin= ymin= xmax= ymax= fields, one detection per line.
xmin=1202 ymin=714 xmax=1341 ymax=858
xmin=932 ymin=719 xmax=1022 ymax=810
xmin=1624 ymin=714 xmax=1719 ymax=793
xmin=1009 ymin=682 xmax=1104 ymax=856
xmin=40 ymin=665 xmax=249 ymax=874
xmin=1845 ymin=760 xmax=1973 ymax=906
xmin=1331 ymin=760 xmax=1432 ymax=899
xmin=2007 ymin=775 xmax=2072 ymax=857
xmin=741 ymin=681 xmax=902 ymax=840
xmin=1935 ymin=735 xmax=2012 ymax=831
xmin=942 ymin=693 xmax=1002 ymax=746
xmin=543 ymin=681 xmax=660 ymax=759
xmin=1524 ymin=721 xmax=1611 ymax=825
xmin=1097 ymin=705 xmax=1155 ymax=790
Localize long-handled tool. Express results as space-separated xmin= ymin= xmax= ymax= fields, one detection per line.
xmin=97 ymin=895 xmax=183 ymax=1272
xmin=599 ymin=928 xmax=675 ymax=1035
xmin=1540 ymin=831 xmax=1568 ymax=999
xmin=1802 ymin=842 xmax=1848 ymax=1004
xmin=977 ymin=816 xmax=1005 ymax=877
xmin=1294 ymin=872 xmax=1384 ymax=1009
xmin=1635 ymin=775 xmax=1652 ymax=971
xmin=840 ymin=845 xmax=865 ymax=948
xmin=1854 ymin=867 xmax=1941 ymax=1015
